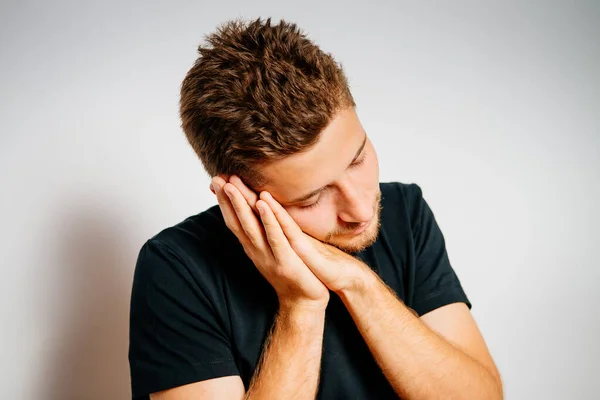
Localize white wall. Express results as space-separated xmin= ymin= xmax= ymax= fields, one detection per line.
xmin=1 ymin=1 xmax=598 ymax=399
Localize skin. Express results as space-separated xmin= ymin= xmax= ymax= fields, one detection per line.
xmin=252 ymin=107 xmax=382 ymax=254
xmin=152 ymin=106 xmax=503 ymax=399
xmin=210 ymin=106 xmax=384 ymax=305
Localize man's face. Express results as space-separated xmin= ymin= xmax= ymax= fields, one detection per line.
xmin=256 ymin=107 xmax=381 ymax=254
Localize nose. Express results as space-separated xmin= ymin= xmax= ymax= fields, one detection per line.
xmin=336 ymin=183 xmax=373 ymax=224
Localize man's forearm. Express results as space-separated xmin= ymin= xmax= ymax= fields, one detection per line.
xmin=245 ymin=305 xmax=325 ymax=400
xmin=338 ymin=274 xmax=502 ymax=400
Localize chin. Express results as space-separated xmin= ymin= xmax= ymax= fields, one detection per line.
xmin=328 ymin=216 xmax=381 ymax=254
xmin=321 ymin=189 xmax=383 ymax=254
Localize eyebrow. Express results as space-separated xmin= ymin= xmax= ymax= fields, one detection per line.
xmin=286 ymin=134 xmax=367 ymax=205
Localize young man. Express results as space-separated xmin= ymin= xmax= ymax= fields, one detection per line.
xmin=128 ymin=17 xmax=502 ymax=400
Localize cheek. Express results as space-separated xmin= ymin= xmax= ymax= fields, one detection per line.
xmin=287 ymin=207 xmax=336 ymax=236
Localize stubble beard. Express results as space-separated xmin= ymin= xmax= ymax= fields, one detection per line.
xmin=324 ymin=190 xmax=383 ymax=254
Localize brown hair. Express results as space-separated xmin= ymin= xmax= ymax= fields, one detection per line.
xmin=179 ymin=17 xmax=356 ymax=189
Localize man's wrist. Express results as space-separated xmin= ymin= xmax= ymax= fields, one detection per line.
xmin=278 ymin=302 xmax=327 ymax=323
xmin=335 ymin=263 xmax=379 ymax=298
xmin=275 ymin=304 xmax=327 ymax=337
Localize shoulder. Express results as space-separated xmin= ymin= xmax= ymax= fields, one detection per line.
xmin=149 ymin=204 xmax=230 ymax=254
xmin=379 ymin=181 xmax=423 ymax=205
xmin=132 ymin=205 xmax=240 ymax=288
xmin=379 ymin=181 xmax=424 ymax=221
xmin=129 ymin=207 xmax=245 ymax=399
xmin=377 ymin=181 xmax=436 ymax=246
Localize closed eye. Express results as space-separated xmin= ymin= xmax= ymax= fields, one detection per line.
xmin=299 ymin=151 xmax=367 ymax=210
xmin=350 ymin=150 xmax=367 ymax=168
xmin=299 ymin=196 xmax=322 ymax=209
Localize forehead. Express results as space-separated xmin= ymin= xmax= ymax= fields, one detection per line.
xmin=258 ymin=108 xmax=366 ymax=202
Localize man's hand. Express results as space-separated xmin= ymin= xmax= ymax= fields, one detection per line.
xmin=292 ymin=231 xmax=375 ymax=294
xmin=258 ymin=191 xmax=373 ymax=294
xmin=211 ymin=175 xmax=329 ymax=311
xmin=216 ymin=175 xmax=373 ymax=295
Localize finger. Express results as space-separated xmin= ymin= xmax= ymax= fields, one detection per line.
xmin=222 ymin=182 xmax=269 ymax=252
xmin=212 ymin=176 xmax=241 ymax=232
xmin=259 ymin=191 xmax=306 ymax=247
xmin=229 ymin=175 xmax=259 ymax=214
xmin=260 ymin=192 xmax=335 ymax=276
xmin=210 ymin=174 xmax=230 ymax=193
xmin=256 ymin=199 xmax=296 ymax=263
xmin=212 ymin=177 xmax=252 ymax=249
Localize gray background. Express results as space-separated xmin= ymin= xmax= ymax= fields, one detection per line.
xmin=1 ymin=1 xmax=599 ymax=399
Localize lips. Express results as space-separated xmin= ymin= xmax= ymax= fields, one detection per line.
xmin=347 ymin=219 xmax=370 ymax=235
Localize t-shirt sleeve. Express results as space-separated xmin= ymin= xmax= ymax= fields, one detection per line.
xmin=405 ymin=183 xmax=472 ymax=317
xmin=128 ymin=239 xmax=239 ymax=399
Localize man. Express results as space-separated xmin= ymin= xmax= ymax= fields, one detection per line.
xmin=128 ymin=17 xmax=502 ymax=400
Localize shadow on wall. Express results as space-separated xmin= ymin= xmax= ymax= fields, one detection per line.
xmin=40 ymin=199 xmax=134 ymax=400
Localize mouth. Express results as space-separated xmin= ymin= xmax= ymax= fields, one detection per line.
xmin=345 ymin=219 xmax=371 ymax=236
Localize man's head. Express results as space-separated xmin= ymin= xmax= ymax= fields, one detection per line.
xmin=180 ymin=17 xmax=381 ymax=253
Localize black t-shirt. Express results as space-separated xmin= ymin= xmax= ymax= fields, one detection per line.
xmin=128 ymin=181 xmax=472 ymax=399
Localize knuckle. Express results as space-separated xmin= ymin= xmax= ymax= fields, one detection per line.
xmin=269 ymin=238 xmax=282 ymax=249
xmin=241 ymin=244 xmax=255 ymax=259
xmin=226 ymin=222 xmax=240 ymax=235
xmin=264 ymin=259 xmax=277 ymax=272
xmin=246 ymin=231 xmax=261 ymax=245
xmin=271 ymin=263 xmax=287 ymax=277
